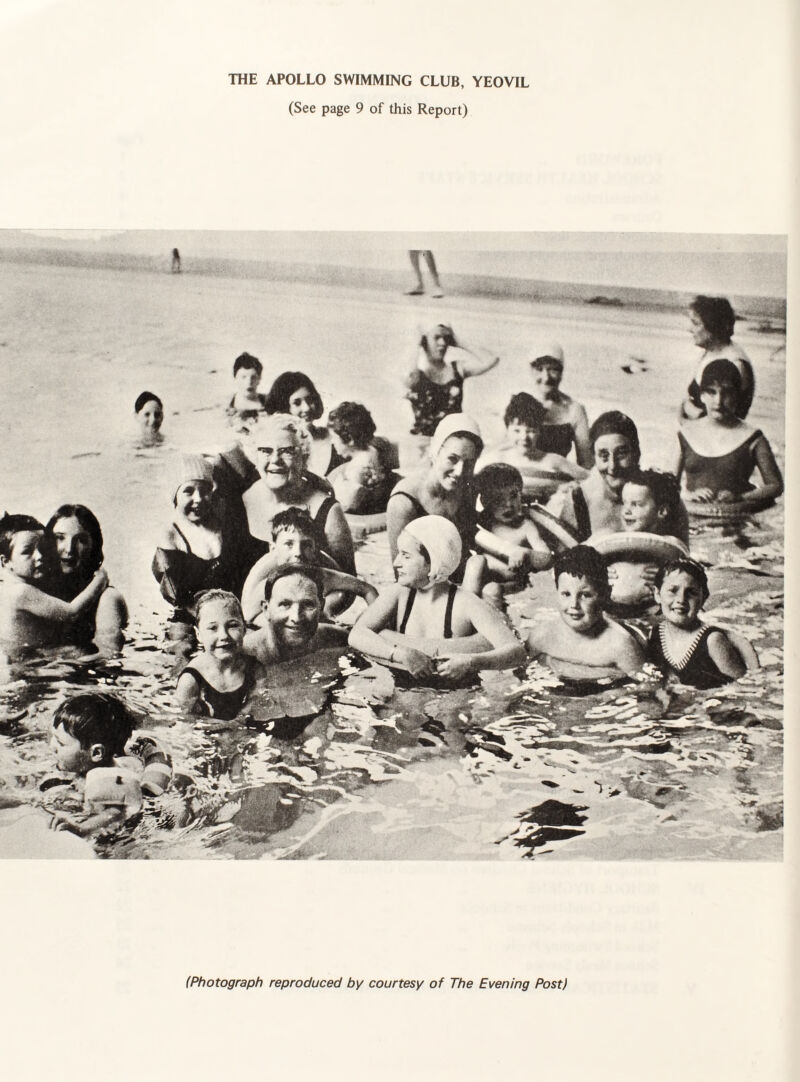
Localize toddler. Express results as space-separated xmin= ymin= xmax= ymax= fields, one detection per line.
xmin=327 ymin=402 xmax=395 ymax=513
xmin=526 ymin=545 xmax=644 ymax=681
xmin=0 ymin=514 xmax=108 ymax=651
xmin=48 ymin=692 xmax=171 ymax=836
xmin=474 ymin=464 xmax=553 ymax=598
xmin=648 ymin=559 xmax=750 ymax=687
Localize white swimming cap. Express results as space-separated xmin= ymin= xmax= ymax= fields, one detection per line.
xmin=170 ymin=453 xmax=214 ymax=497
xmin=429 ymin=413 xmax=483 ymax=463
xmin=530 ymin=342 xmax=564 ymax=367
xmin=403 ymin=515 xmax=463 ymax=587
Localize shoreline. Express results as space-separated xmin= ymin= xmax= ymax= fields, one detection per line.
xmin=0 ymin=245 xmax=786 ymax=323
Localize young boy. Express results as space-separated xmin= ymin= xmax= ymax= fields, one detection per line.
xmin=47 ymin=693 xmax=171 ymax=836
xmin=526 ymin=545 xmax=645 ymax=681
xmin=479 ymin=393 xmax=587 ymax=500
xmin=475 ymin=464 xmax=553 ymax=597
xmin=0 ymin=514 xmax=108 ymax=651
xmin=240 ymin=507 xmax=378 ymax=624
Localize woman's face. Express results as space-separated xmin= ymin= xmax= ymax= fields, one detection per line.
xmin=432 ymin=436 xmax=478 ymax=493
xmin=689 ymin=309 xmax=714 ymax=350
xmin=287 ymin=386 xmax=317 ymax=423
xmin=700 ymin=380 xmax=738 ymax=421
xmin=138 ymin=399 xmax=163 ymax=433
xmin=51 ymin=516 xmax=94 ymax=576
xmin=254 ymin=422 xmax=302 ymax=488
xmin=593 ymin=434 xmax=637 ymax=497
xmin=530 ymin=362 xmax=562 ymax=399
xmin=393 ymin=532 xmax=431 ymax=588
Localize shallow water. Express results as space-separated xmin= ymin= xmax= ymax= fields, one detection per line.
xmin=0 ymin=258 xmax=784 ymax=859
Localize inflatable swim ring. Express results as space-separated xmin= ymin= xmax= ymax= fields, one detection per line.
xmin=590 ymin=532 xmax=689 ymax=612
xmin=524 ymin=505 xmax=579 ymax=553
xmin=345 ymin=510 xmax=387 ymax=538
xmin=521 ymin=470 xmax=575 ymax=501
xmin=685 ymin=494 xmax=776 ymax=522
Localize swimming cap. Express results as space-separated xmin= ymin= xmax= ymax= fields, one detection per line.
xmin=170 ymin=453 xmax=214 ymax=497
xmin=429 ymin=413 xmax=483 ymax=462
xmin=530 ymin=342 xmax=564 ymax=367
xmin=403 ymin=515 xmax=463 ymax=588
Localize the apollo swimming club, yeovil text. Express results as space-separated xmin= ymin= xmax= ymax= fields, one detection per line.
xmin=226 ymin=71 xmax=530 ymax=120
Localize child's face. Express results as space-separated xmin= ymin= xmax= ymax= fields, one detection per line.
xmin=272 ymin=526 xmax=318 ymax=565
xmin=655 ymin=570 xmax=705 ymax=628
xmin=175 ymin=481 xmax=213 ymax=524
xmin=488 ymin=483 xmax=524 ymax=526
xmin=394 ymin=533 xmax=431 ymax=588
xmin=556 ymin=572 xmax=604 ymax=634
xmin=235 ymin=367 xmax=261 ymax=395
xmin=621 ymin=483 xmax=660 ymax=532
xmin=50 ymin=723 xmax=93 ymax=774
xmin=287 ymin=386 xmax=316 ymax=423
xmin=196 ymin=600 xmax=245 ymax=658
xmin=530 ymin=362 xmax=562 ymax=397
xmin=3 ymin=530 xmax=46 ymax=582
xmin=350 ymin=445 xmax=385 ymax=487
xmin=138 ymin=399 xmax=163 ymax=433
xmin=51 ymin=516 xmax=93 ymax=576
xmin=594 ymin=435 xmax=636 ymax=496
xmin=506 ymin=418 xmax=540 ymax=455
xmin=265 ymin=574 xmax=321 ymax=649
xmin=700 ymin=380 xmax=738 ymax=421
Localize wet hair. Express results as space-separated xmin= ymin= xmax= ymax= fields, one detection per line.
xmin=588 ymin=411 xmax=641 ymax=459
xmin=690 ymin=296 xmax=736 ymax=344
xmin=654 ymin=558 xmax=710 ymax=602
xmin=233 ymin=352 xmax=263 ymax=378
xmin=553 ymin=545 xmax=609 ymax=598
xmin=0 ymin=514 xmax=45 ymax=560
xmin=53 ymin=693 xmax=134 ymax=759
xmin=503 ymin=392 xmax=547 ymax=429
xmin=194 ymin=589 xmax=244 ymax=624
xmin=622 ymin=470 xmax=681 ymax=521
xmin=327 ymin=402 xmax=377 ymax=449
xmin=476 ymin=463 xmax=524 ymax=507
xmin=699 ymin=358 xmax=742 ymax=392
xmin=271 ymin=506 xmax=317 ymax=541
xmin=264 ymin=371 xmax=324 ymax=421
xmin=44 ymin=505 xmax=104 ymax=575
xmin=262 ymin=563 xmax=324 ymax=603
xmin=134 ymin=391 xmax=163 ymax=414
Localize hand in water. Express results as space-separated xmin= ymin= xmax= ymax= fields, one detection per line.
xmin=435 ymin=655 xmax=475 ymax=681
xmin=397 ymin=645 xmax=435 ymax=678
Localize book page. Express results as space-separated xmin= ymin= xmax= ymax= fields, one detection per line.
xmin=0 ymin=1 xmax=793 ymax=1079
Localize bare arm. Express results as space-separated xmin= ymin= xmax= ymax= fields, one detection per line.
xmin=455 ymin=345 xmax=500 ymax=378
xmin=436 ymin=593 xmax=526 ymax=677
xmin=387 ymin=490 xmax=418 ymax=564
xmin=175 ymin=671 xmax=201 ymax=713
xmin=571 ymin=402 xmax=593 ymax=468
xmin=93 ymin=586 xmax=128 ymax=650
xmin=18 ymin=569 xmax=108 ymax=622
xmin=323 ymin=501 xmax=356 ymax=575
xmin=241 ymin=551 xmax=277 ymax=623
xmin=616 ymin=627 xmax=646 ymax=676
xmin=349 ymin=588 xmax=435 ymax=677
xmin=322 ymin=568 xmax=378 ymax=604
xmin=707 ymin=630 xmax=747 ymax=680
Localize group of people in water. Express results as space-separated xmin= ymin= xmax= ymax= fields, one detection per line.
xmin=0 ymin=293 xmax=784 ymax=838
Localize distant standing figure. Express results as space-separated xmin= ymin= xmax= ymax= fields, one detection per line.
xmin=171 ymin=248 xmax=181 ymax=274
xmin=406 ymin=250 xmax=443 ymax=297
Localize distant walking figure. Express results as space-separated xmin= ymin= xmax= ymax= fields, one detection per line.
xmin=406 ymin=250 xmax=443 ymax=297
xmin=171 ymin=248 xmax=181 ymax=274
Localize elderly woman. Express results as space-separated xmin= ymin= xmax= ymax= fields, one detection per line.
xmin=264 ymin=370 xmax=340 ymax=477
xmin=242 ymin=414 xmax=356 ymax=574
xmin=44 ymin=504 xmax=128 ymax=650
xmin=548 ymin=411 xmax=689 ymax=545
xmin=387 ymin=413 xmax=483 ymax=586
xmin=683 ymin=295 xmax=754 ymax=420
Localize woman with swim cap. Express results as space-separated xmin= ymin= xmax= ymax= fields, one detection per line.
xmin=527 ymin=343 xmax=592 ymax=467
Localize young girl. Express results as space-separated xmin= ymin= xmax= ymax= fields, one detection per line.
xmin=675 ymin=359 xmax=783 ymax=506
xmin=648 ymin=559 xmax=752 ymax=688
xmin=404 ymin=323 xmax=499 ymax=456
xmin=175 ymin=591 xmax=257 ymax=719
xmin=348 ymin=515 xmax=526 ymax=683
xmin=474 ymin=465 xmax=553 ymax=597
xmin=478 ymin=393 xmax=588 ymax=500
xmin=134 ymin=391 xmax=164 ymax=445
